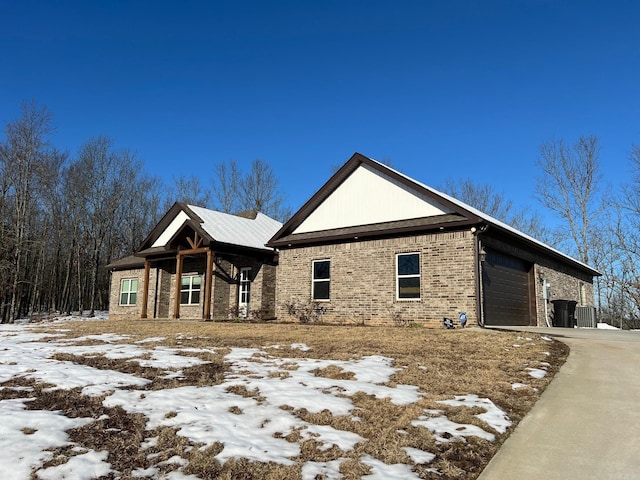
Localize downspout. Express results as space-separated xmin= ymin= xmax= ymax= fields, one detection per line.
xmin=473 ymin=227 xmax=485 ymax=328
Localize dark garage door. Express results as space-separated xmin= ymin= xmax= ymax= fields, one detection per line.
xmin=482 ymin=250 xmax=532 ymax=326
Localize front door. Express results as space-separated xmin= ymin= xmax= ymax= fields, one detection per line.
xmin=238 ymin=267 xmax=251 ymax=318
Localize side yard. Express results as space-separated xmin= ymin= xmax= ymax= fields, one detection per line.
xmin=0 ymin=318 xmax=568 ymax=479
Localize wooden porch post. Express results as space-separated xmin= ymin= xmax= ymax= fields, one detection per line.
xmin=173 ymin=252 xmax=183 ymax=319
xmin=204 ymin=249 xmax=214 ymax=320
xmin=141 ymin=260 xmax=151 ymax=319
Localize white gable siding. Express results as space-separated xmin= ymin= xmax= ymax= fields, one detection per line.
xmin=151 ymin=211 xmax=190 ymax=247
xmin=293 ymin=164 xmax=453 ymax=234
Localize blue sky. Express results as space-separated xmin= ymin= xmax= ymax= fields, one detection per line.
xmin=1 ymin=0 xmax=639 ymax=216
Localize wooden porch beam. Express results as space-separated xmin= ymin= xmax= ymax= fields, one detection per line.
xmin=204 ymin=250 xmax=215 ymax=320
xmin=187 ymin=232 xmax=204 ymax=249
xmin=177 ymin=247 xmax=209 ymax=256
xmin=141 ymin=260 xmax=151 ymax=319
xmin=173 ymin=253 xmax=184 ymax=319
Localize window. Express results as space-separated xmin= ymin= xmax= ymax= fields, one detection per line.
xmin=180 ymin=275 xmax=201 ymax=305
xmin=397 ymin=253 xmax=420 ymax=299
xmin=120 ymin=278 xmax=138 ymax=306
xmin=312 ymin=260 xmax=330 ymax=300
xmin=238 ymin=267 xmax=251 ymax=316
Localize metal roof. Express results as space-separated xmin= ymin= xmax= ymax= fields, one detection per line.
xmin=187 ymin=205 xmax=282 ymax=252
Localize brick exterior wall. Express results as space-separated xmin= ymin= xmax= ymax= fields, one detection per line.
xmin=109 ymin=268 xmax=146 ymax=320
xmin=108 ymin=254 xmax=277 ymax=321
xmin=534 ymin=263 xmax=594 ymax=327
xmin=275 ymin=231 xmax=479 ymax=327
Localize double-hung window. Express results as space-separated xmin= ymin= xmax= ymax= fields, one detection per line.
xmin=312 ymin=260 xmax=330 ymax=301
xmin=120 ymin=278 xmax=138 ymax=306
xmin=397 ymin=253 xmax=421 ymax=299
xmin=180 ymin=275 xmax=201 ymax=305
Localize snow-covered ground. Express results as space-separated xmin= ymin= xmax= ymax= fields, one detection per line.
xmin=0 ymin=317 xmax=550 ymax=480
xmin=597 ymin=322 xmax=620 ymax=330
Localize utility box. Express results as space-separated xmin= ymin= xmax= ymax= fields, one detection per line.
xmin=575 ymin=306 xmax=597 ymax=328
xmin=552 ymin=300 xmax=578 ymax=328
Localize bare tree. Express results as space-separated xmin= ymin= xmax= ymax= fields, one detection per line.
xmin=239 ymin=158 xmax=290 ymax=221
xmin=65 ymin=136 xmax=150 ymax=315
xmin=29 ymin=149 xmax=67 ymax=314
xmin=0 ymin=102 xmax=203 ymax=319
xmin=609 ymin=144 xmax=640 ymax=321
xmin=116 ymin=174 xmax=164 ymax=256
xmin=166 ymin=175 xmax=212 ymax=209
xmin=211 ymin=158 xmax=291 ymax=221
xmin=0 ymin=102 xmax=57 ymax=322
xmin=439 ymin=178 xmax=551 ymax=242
xmin=535 ymin=135 xmax=606 ymax=265
xmin=212 ymin=159 xmax=242 ymax=214
xmin=441 ymin=178 xmax=516 ymax=220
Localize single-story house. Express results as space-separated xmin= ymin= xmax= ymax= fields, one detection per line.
xmin=107 ymin=203 xmax=282 ymax=321
xmin=266 ymin=152 xmax=600 ymax=327
xmin=108 ymin=153 xmax=600 ymax=328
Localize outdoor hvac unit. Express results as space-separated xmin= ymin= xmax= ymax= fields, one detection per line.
xmin=575 ymin=306 xmax=597 ymax=328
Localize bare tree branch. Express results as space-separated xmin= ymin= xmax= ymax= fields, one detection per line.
xmin=535 ymin=135 xmax=606 ymax=264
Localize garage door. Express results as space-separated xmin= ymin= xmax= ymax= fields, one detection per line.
xmin=482 ymin=250 xmax=532 ymax=326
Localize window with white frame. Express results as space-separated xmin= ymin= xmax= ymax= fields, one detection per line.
xmin=396 ymin=253 xmax=420 ymax=299
xmin=238 ymin=267 xmax=251 ymax=316
xmin=312 ymin=259 xmax=330 ymax=300
xmin=180 ymin=275 xmax=201 ymax=305
xmin=120 ymin=278 xmax=138 ymax=306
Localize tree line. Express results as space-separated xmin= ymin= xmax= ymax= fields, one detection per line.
xmin=0 ymin=102 xmax=289 ymax=322
xmin=1 ymin=101 xmax=639 ymax=326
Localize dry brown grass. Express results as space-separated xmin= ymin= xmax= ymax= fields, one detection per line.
xmin=12 ymin=320 xmax=568 ymax=479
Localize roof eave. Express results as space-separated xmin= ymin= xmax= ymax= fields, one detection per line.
xmin=485 ymin=222 xmax=601 ymax=277
xmin=268 ymin=152 xmax=483 ymax=246
xmin=269 ymin=218 xmax=478 ymax=248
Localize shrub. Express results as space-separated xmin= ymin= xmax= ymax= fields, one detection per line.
xmin=283 ymin=298 xmax=326 ymax=324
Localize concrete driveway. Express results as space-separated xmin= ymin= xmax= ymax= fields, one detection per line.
xmin=478 ymin=327 xmax=640 ymax=480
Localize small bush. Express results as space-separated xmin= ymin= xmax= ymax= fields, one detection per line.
xmin=283 ymin=298 xmax=326 ymax=324
xmin=387 ymin=304 xmax=409 ymax=327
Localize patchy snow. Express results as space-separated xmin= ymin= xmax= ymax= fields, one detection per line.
xmin=404 ymin=447 xmax=436 ymax=464
xmin=597 ymin=323 xmax=620 ymax=330
xmin=0 ymin=319 xmax=544 ymax=479
xmin=411 ymin=395 xmax=511 ymax=443
xmin=437 ymin=395 xmax=511 ymax=434
xmin=413 ymin=415 xmax=497 ymax=443
xmin=361 ymin=455 xmax=421 ymax=479
xmin=526 ymin=367 xmax=548 ymax=379
xmin=0 ymin=398 xmax=96 ymax=479
xmin=512 ymin=382 xmax=527 ymax=390
xmin=136 ymin=337 xmax=167 ymax=343
xmin=411 ymin=395 xmax=512 ymax=443
xmin=301 ymin=459 xmax=348 ymax=480
xmin=36 ymin=450 xmax=112 ymax=480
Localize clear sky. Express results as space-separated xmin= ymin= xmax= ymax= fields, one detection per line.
xmin=1 ymin=0 xmax=638 ymax=215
